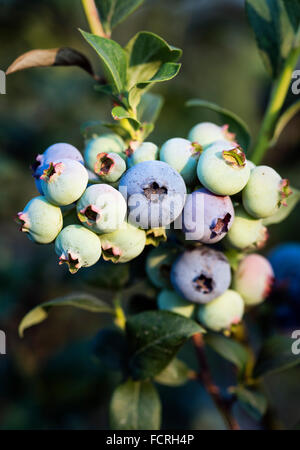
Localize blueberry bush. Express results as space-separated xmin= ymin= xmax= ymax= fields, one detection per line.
xmin=8 ymin=0 xmax=300 ymax=430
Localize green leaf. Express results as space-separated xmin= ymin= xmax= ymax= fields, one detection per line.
xmin=246 ymin=0 xmax=300 ymax=78
xmin=235 ymin=385 xmax=268 ymax=421
xmin=111 ymin=105 xmax=141 ymax=129
xmin=80 ymin=29 xmax=127 ymax=93
xmin=186 ymin=99 xmax=251 ymax=150
xmin=81 ymin=260 xmax=130 ymax=290
xmin=93 ymin=328 xmax=129 ymax=371
xmin=110 ymin=379 xmax=161 ymax=430
xmin=253 ymin=335 xmax=300 ymax=379
xmin=205 ymin=333 xmax=251 ymax=378
xmin=95 ymin=0 xmax=145 ymax=36
xmin=6 ymin=47 xmax=98 ymax=79
xmin=154 ymin=358 xmax=190 ymax=387
xmin=126 ymin=310 xmax=204 ymax=380
xmin=262 ymin=187 xmax=300 ymax=225
xmin=125 ymin=31 xmax=182 ymax=107
xmin=271 ymin=100 xmax=300 ymax=145
xmin=136 ymin=92 xmax=164 ymax=124
xmin=19 ymin=293 xmax=114 ymax=337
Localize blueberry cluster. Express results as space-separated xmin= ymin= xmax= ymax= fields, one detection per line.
xmin=17 ymin=121 xmax=291 ymax=332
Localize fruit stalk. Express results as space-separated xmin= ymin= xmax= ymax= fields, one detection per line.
xmin=81 ymin=0 xmax=108 ymax=38
xmin=113 ymin=293 xmax=126 ymax=330
xmin=251 ymin=46 xmax=300 ymax=164
xmin=192 ymin=333 xmax=240 ymax=430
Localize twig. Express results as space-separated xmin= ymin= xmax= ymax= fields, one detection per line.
xmin=192 ymin=333 xmax=240 ymax=430
xmin=81 ymin=0 xmax=108 ymax=38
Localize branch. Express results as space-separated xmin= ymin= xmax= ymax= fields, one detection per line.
xmin=192 ymin=333 xmax=240 ymax=430
xmin=81 ymin=0 xmax=108 ymax=38
xmin=251 ymin=46 xmax=300 ymax=164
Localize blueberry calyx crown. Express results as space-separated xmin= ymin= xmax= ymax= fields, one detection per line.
xmin=146 ymin=228 xmax=167 ymax=247
xmin=143 ymin=182 xmax=168 ymax=200
xmin=193 ymin=274 xmax=214 ymax=294
xmin=102 ymin=245 xmax=122 ymax=263
xmin=59 ymin=251 xmax=81 ymax=274
xmin=95 ymin=152 xmax=115 ymax=175
xmin=41 ymin=162 xmax=64 ymax=181
xmin=16 ymin=212 xmax=29 ymax=232
xmin=279 ymin=179 xmax=292 ymax=207
xmin=221 ymin=124 xmax=236 ymax=142
xmin=78 ymin=205 xmax=101 ymax=225
xmin=222 ymin=147 xmax=246 ymax=168
xmin=210 ymin=213 xmax=232 ymax=238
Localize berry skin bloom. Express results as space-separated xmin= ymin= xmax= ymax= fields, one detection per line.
xmin=171 ymin=246 xmax=231 ymax=304
xmin=55 ymin=224 xmax=102 ymax=274
xmin=242 ymin=165 xmax=292 ymax=218
xmin=182 ymin=187 xmax=234 ymax=243
xmin=84 ymin=133 xmax=126 ymax=172
xmin=32 ymin=143 xmax=84 ymax=194
xmin=119 ymin=160 xmax=187 ymax=229
xmin=188 ymin=122 xmax=235 ymax=148
xmin=197 ymin=289 xmax=244 ymax=332
xmin=197 ymin=140 xmax=250 ymax=195
xmin=158 ymin=289 xmax=195 ymax=318
xmin=16 ymin=196 xmax=63 ymax=244
xmin=76 ymin=184 xmax=127 ymax=234
xmin=225 ymin=205 xmax=268 ymax=250
xmin=146 ymin=244 xmax=179 ymax=289
xmin=233 ymin=254 xmax=274 ymax=306
xmin=40 ymin=159 xmax=88 ymax=206
xmin=127 ymin=142 xmax=158 ymax=168
xmin=100 ymin=222 xmax=146 ymax=263
xmin=160 ymin=138 xmax=201 ymax=185
xmin=94 ymin=152 xmax=126 ymax=183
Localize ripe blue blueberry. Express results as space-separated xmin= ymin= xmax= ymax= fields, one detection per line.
xmin=17 ymin=196 xmax=63 ymax=244
xmin=76 ymin=184 xmax=127 ymax=234
xmin=160 ymin=138 xmax=201 ymax=185
xmin=182 ymin=187 xmax=234 ymax=243
xmin=100 ymin=222 xmax=146 ymax=263
xmin=242 ymin=165 xmax=292 ymax=218
xmin=127 ymin=142 xmax=158 ymax=168
xmin=40 ymin=159 xmax=88 ymax=206
xmin=119 ymin=160 xmax=187 ymax=229
xmin=84 ymin=133 xmax=126 ymax=172
xmin=146 ymin=244 xmax=179 ymax=289
xmin=32 ymin=143 xmax=84 ymax=194
xmin=158 ymin=289 xmax=195 ymax=318
xmin=197 ymin=141 xmax=250 ymax=195
xmin=225 ymin=205 xmax=268 ymax=250
xmin=197 ymin=289 xmax=244 ymax=332
xmin=171 ymin=246 xmax=231 ymax=304
xmin=188 ymin=122 xmax=235 ymax=148
xmin=268 ymin=243 xmax=300 ymax=301
xmin=55 ymin=224 xmax=101 ymax=274
xmin=94 ymin=152 xmax=126 ymax=183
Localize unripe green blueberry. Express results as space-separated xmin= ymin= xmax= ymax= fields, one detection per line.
xmin=242 ymin=165 xmax=292 ymax=218
xmin=225 ymin=205 xmax=268 ymax=250
xmin=197 ymin=289 xmax=244 ymax=332
xmin=127 ymin=142 xmax=158 ymax=168
xmin=197 ymin=141 xmax=250 ymax=195
xmin=40 ymin=159 xmax=88 ymax=206
xmin=55 ymin=224 xmax=101 ymax=274
xmin=158 ymin=289 xmax=195 ymax=318
xmin=188 ymin=122 xmax=235 ymax=147
xmin=160 ymin=138 xmax=201 ymax=185
xmin=146 ymin=244 xmax=179 ymax=289
xmin=233 ymin=254 xmax=274 ymax=306
xmin=94 ymin=152 xmax=126 ymax=182
xmin=17 ymin=196 xmax=63 ymax=244
xmin=84 ymin=133 xmax=126 ymax=171
xmin=101 ymin=222 xmax=146 ymax=263
xmin=77 ymin=184 xmax=127 ymax=234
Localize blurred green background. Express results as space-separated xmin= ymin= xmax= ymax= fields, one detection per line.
xmin=0 ymin=0 xmax=299 ymax=430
